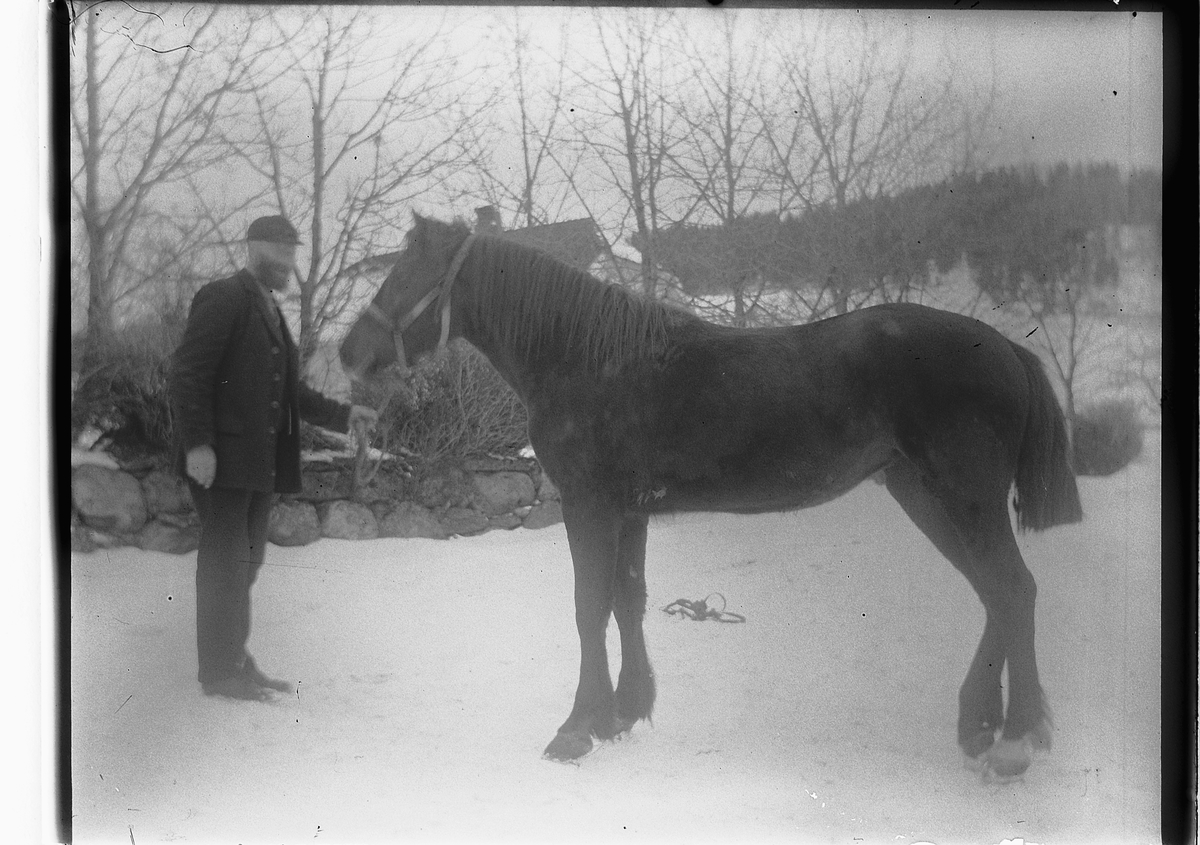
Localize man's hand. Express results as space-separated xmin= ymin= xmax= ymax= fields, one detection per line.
xmin=348 ymin=405 xmax=379 ymax=440
xmin=186 ymin=445 xmax=217 ymax=488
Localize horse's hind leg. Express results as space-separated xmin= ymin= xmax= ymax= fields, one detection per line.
xmin=884 ymin=457 xmax=1004 ymax=757
xmin=543 ymin=497 xmax=621 ymax=761
xmin=885 ymin=455 xmax=1049 ymax=777
xmin=958 ymin=515 xmax=1050 ymax=779
xmin=612 ymin=514 xmax=655 ymax=734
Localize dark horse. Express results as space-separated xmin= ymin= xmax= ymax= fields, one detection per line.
xmin=340 ymin=214 xmax=1082 ymax=779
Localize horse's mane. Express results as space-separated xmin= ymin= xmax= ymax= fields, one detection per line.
xmin=464 ymin=233 xmax=692 ymax=371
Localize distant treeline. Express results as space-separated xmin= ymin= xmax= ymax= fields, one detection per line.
xmin=649 ymin=163 xmax=1162 ymax=311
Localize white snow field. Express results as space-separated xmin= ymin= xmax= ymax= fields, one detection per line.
xmin=71 ymin=435 xmax=1160 ymax=845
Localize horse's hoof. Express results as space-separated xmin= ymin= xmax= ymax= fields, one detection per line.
xmin=543 ymin=731 xmax=592 ymax=762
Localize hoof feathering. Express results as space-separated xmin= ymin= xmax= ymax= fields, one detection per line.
xmin=543 ymin=731 xmax=593 ymax=762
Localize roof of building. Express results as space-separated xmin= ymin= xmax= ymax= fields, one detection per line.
xmin=499 ymin=218 xmax=608 ymax=271
xmin=341 ymin=217 xmax=610 ymax=283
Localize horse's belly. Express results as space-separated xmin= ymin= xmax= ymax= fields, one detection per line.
xmin=628 ymin=442 xmax=894 ymax=516
xmin=650 ymin=480 xmax=856 ymax=515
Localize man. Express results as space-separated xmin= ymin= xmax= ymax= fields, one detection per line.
xmin=170 ymin=215 xmax=378 ymax=701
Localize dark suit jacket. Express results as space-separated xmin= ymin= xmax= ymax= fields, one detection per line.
xmin=169 ymin=270 xmax=350 ymax=493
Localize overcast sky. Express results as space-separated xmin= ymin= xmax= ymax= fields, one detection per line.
xmin=251 ymin=4 xmax=1162 ymax=173
xmin=932 ymin=9 xmax=1162 ymax=170
xmin=482 ymin=5 xmax=1163 ymax=172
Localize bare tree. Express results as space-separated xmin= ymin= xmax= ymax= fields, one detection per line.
xmin=1010 ymin=245 xmax=1124 ymax=435
xmin=961 ymin=164 xmax=1126 ymax=431
xmin=463 ymin=10 xmax=581 ymax=230
xmin=224 ymin=6 xmax=484 ymax=363
xmin=658 ymin=13 xmax=775 ymax=326
xmin=764 ymin=14 xmax=990 ymax=313
xmin=560 ymin=9 xmax=683 ymax=296
xmin=70 ymin=4 xmax=264 ymax=363
xmin=773 ymin=16 xmax=964 ymax=208
xmin=1113 ymin=329 xmax=1162 ymax=422
xmin=668 ymin=14 xmax=773 ymax=225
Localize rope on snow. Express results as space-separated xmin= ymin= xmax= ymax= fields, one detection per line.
xmin=661 ymin=592 xmax=745 ymax=623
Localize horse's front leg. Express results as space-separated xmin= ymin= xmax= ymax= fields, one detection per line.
xmin=613 ymin=513 xmax=655 ymax=733
xmin=543 ymin=496 xmax=622 ymax=761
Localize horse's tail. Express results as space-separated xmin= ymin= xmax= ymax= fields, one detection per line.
xmin=1010 ymin=342 xmax=1084 ymax=532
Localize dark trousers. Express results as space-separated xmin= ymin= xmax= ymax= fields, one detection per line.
xmin=188 ymin=483 xmax=274 ymax=685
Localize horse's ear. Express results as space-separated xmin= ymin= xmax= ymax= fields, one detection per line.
xmin=409 ymin=211 xmax=428 ymax=245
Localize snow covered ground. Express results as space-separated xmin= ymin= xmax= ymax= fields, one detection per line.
xmin=71 ymin=435 xmax=1161 ymax=845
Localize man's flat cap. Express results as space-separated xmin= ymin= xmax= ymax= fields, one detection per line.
xmin=247 ymin=215 xmax=302 ymax=245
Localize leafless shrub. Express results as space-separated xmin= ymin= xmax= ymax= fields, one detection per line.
xmin=353 ymin=343 xmax=529 ymax=481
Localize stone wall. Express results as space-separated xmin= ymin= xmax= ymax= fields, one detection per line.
xmin=69 ymin=453 xmax=563 ymax=555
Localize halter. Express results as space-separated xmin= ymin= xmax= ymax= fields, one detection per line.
xmin=364 ymin=234 xmax=475 ymax=370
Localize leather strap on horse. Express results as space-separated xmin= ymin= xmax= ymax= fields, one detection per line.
xmin=661 ymin=593 xmax=746 ymax=623
xmin=352 ymin=387 xmax=395 ymax=490
xmin=437 ymin=234 xmax=474 ymax=350
xmin=353 ymin=236 xmax=475 ymax=490
xmin=362 ymin=234 xmax=476 ymax=371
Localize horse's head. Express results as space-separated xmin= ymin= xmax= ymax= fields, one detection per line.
xmin=340 ymin=213 xmax=473 ymax=382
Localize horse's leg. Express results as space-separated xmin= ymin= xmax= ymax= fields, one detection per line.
xmin=964 ymin=516 xmax=1052 ymax=779
xmin=612 ymin=513 xmax=655 ymax=734
xmin=886 ymin=449 xmax=1050 ymax=778
xmin=883 ymin=456 xmax=1005 ymax=760
xmin=543 ymin=496 xmax=621 ymax=761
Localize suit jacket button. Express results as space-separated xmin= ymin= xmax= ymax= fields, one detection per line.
xmin=272 ymin=373 xmax=281 ymax=382
xmin=271 ymin=400 xmax=280 ymax=409
xmin=267 ymin=427 xmax=276 ymax=434
xmin=272 ymin=347 xmax=280 ymax=354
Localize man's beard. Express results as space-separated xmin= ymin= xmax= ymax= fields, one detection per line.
xmin=256 ymin=260 xmax=292 ymax=290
